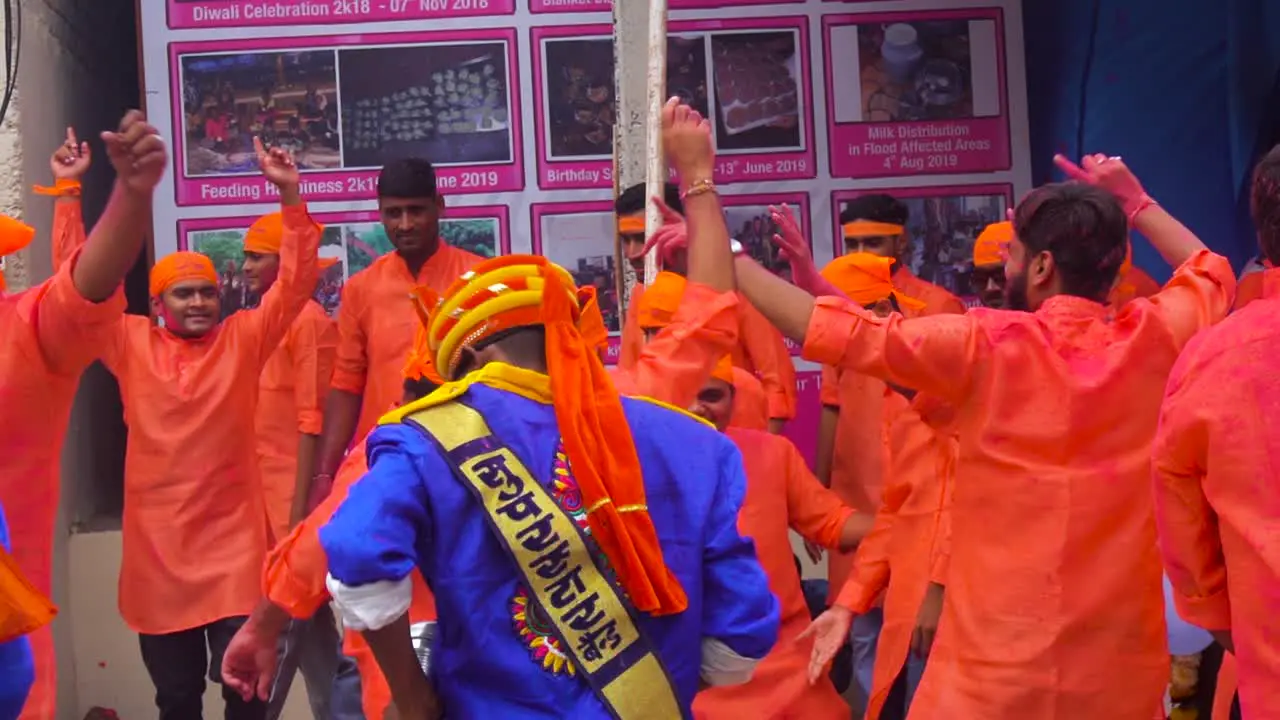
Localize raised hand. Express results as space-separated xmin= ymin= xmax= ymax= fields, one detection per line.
xmin=255 ymin=136 xmax=300 ymax=190
xmin=796 ymin=606 xmax=854 ymax=685
xmin=101 ymin=110 xmax=167 ymax=195
xmin=769 ymin=203 xmax=827 ymax=291
xmin=632 ymin=195 xmax=689 ymax=265
xmin=50 ymin=127 xmax=91 ymax=181
xmin=1053 ymin=153 xmax=1149 ymax=216
xmin=661 ymin=96 xmax=714 ymax=181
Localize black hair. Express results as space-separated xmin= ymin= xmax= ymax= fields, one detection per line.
xmin=377 ymin=158 xmax=437 ymax=199
xmin=403 ymin=376 xmax=440 ymax=401
xmin=452 ymin=325 xmax=548 ymax=378
xmin=616 ymin=182 xmax=683 ymax=217
xmin=1013 ymin=182 xmax=1128 ymax=301
xmin=839 ymin=193 xmax=908 ymax=226
xmin=1251 ymin=143 xmax=1280 ymax=265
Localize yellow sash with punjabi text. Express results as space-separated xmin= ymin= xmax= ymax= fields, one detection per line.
xmin=404 ymin=401 xmax=686 ymax=720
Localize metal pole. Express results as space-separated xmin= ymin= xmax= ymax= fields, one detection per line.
xmin=642 ymin=0 xmax=668 ymax=287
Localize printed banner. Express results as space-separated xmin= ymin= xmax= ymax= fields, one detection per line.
xmin=139 ymin=0 xmax=1031 ymax=467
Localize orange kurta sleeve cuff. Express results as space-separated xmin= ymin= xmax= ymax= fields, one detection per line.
xmin=329 ymin=369 xmax=366 ymax=395
xmin=820 ymin=366 xmax=840 ymax=407
xmin=835 ymin=567 xmax=887 ymax=616
xmin=766 ymin=389 xmax=796 ymax=421
xmin=261 ymin=530 xmax=331 ymax=620
xmin=1172 ymin=584 xmax=1232 ymax=632
xmin=801 ymin=297 xmax=868 ymax=368
xmin=296 ymin=409 xmax=323 ymax=436
xmin=816 ymin=505 xmax=856 ymax=550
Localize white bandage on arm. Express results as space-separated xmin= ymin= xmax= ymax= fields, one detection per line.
xmin=700 ymin=637 xmax=761 ymax=687
xmin=325 ymin=574 xmax=413 ymax=632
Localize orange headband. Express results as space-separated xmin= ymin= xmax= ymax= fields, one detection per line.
xmin=618 ymin=215 xmax=646 ymax=235
xmin=821 ymin=253 xmax=925 ymax=310
xmin=243 ymin=212 xmax=327 ymax=255
xmin=150 ymin=252 xmax=218 ymax=297
xmin=0 ymin=216 xmax=36 ymax=293
xmin=429 ymin=254 xmax=688 ymax=616
xmin=842 ymin=220 xmax=905 ymax=238
xmin=636 ymin=271 xmax=686 ymax=330
xmin=973 ymin=221 xmax=1012 ymax=267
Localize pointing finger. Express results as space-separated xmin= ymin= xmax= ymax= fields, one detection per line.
xmin=1052 ymin=154 xmax=1089 ymax=182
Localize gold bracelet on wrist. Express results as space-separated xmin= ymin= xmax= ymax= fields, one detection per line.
xmin=680 ymin=178 xmax=716 ymax=200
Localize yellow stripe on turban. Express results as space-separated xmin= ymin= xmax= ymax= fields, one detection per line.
xmin=0 ymin=216 xmax=36 ymax=293
xmin=150 ymin=251 xmax=218 ymax=297
xmin=821 ymin=252 xmax=925 ymax=310
xmin=973 ymin=221 xmax=1011 ymax=267
xmin=842 ymin=220 xmax=905 ymax=238
xmin=636 ymin=271 xmax=686 ymax=330
xmin=427 ymin=253 xmax=688 ymax=616
xmin=243 ymin=212 xmax=326 ymax=255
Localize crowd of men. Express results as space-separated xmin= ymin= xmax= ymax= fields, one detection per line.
xmin=0 ymin=96 xmax=1275 ymax=720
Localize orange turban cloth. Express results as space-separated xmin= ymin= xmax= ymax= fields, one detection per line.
xmin=0 ymin=216 xmax=36 ymax=293
xmin=427 ymin=254 xmax=688 ymax=616
xmin=710 ymin=355 xmax=734 ymax=384
xmin=617 ymin=214 xmax=646 ymax=235
xmin=149 ymin=251 xmax=218 ymax=297
xmin=635 ymin=271 xmax=686 ymax=330
xmin=821 ymin=253 xmax=925 ymax=310
xmin=973 ymin=221 xmax=1011 ymax=267
xmin=243 ymin=212 xmax=328 ymax=255
xmin=404 ymin=285 xmax=444 ymax=385
xmin=576 ymin=285 xmax=610 ymax=356
xmin=0 ymin=543 xmax=57 ymax=643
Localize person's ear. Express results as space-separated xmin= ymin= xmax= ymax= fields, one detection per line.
xmin=1030 ymin=250 xmax=1055 ymax=289
xmin=434 ymin=194 xmax=446 ymax=214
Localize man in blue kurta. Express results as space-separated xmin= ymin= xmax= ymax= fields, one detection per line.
xmin=319 ymin=250 xmax=779 ymax=720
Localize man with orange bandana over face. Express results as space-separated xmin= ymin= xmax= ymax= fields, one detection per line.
xmin=311 ymin=158 xmax=481 ymax=511
xmin=0 ymin=114 xmax=165 ymax=720
xmin=617 ymin=183 xmax=796 ymax=433
xmin=689 ymin=361 xmax=871 ymax=719
xmin=1151 ymin=145 xmax=1280 ymax=719
xmin=796 ymin=207 xmax=963 ymax=701
xmin=223 ymin=319 xmax=445 ymax=720
xmin=699 ymin=151 xmax=1236 ymax=720
xmin=796 ymin=252 xmax=957 ymax=720
xmin=94 ymin=138 xmax=319 ymax=720
xmin=237 ymin=213 xmax=356 ymax=719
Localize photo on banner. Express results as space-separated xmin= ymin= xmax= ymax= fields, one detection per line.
xmin=723 ymin=192 xmax=811 ymax=357
xmin=177 ymin=205 xmax=510 ymax=318
xmin=531 ymin=17 xmax=816 ymax=190
xmin=167 ymin=0 xmax=517 ymax=30
xmin=169 ymin=28 xmax=524 ymax=206
xmin=830 ymin=184 xmax=1013 ymax=306
xmin=823 ymin=8 xmax=1012 ymax=178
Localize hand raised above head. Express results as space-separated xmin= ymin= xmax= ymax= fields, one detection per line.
xmin=102 ymin=110 xmax=167 ymax=194
xmin=661 ymin=96 xmax=715 ymax=180
xmin=50 ymin=126 xmax=91 ymax=181
xmin=254 ymin=136 xmax=300 ymax=190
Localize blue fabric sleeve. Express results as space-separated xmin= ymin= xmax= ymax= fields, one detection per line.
xmin=320 ymin=424 xmax=436 ymax=586
xmin=700 ymin=438 xmax=780 ymax=660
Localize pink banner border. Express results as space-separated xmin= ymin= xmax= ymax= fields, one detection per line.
xmin=821 ymin=7 xmax=1012 ymax=179
xmin=176 ymin=203 xmax=513 ymax=256
xmin=529 ymin=0 xmax=803 ymax=13
xmin=168 ymin=27 xmax=525 ymax=207
xmin=828 ymin=182 xmax=1015 ymax=259
xmin=530 ymin=16 xmax=817 ymax=190
xmin=166 ymin=0 xmax=518 ymax=31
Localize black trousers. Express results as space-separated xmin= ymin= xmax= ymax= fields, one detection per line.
xmin=877 ymin=661 xmax=912 ymax=720
xmin=138 ymin=616 xmax=266 ymax=720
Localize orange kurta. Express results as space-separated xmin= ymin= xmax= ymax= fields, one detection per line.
xmin=263 ymin=436 xmax=436 ymax=720
xmin=620 ymin=284 xmax=796 ymax=420
xmin=836 ymin=391 xmax=956 ymax=720
xmin=102 ymin=204 xmax=320 ymax=635
xmin=610 ymin=282 xmax=739 ymax=407
xmin=0 ymin=221 xmax=125 ymax=720
xmin=694 ymin=427 xmax=852 ymax=719
xmin=1152 ymin=268 xmax=1280 ymax=717
xmin=331 ymin=245 xmax=480 ymax=442
xmin=256 ymin=299 xmax=338 ymax=541
xmin=803 ymin=250 xmax=1234 ymax=719
xmin=819 ymin=271 xmax=960 ymax=601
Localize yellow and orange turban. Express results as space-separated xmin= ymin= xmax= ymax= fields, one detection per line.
xmin=821 ymin=252 xmax=925 ymax=310
xmin=973 ymin=221 xmax=1012 ymax=268
xmin=0 ymin=216 xmax=36 ymax=293
xmin=635 ymin=271 xmax=686 ymax=330
xmin=150 ymin=251 xmax=218 ymax=297
xmin=426 ymin=254 xmax=687 ymax=616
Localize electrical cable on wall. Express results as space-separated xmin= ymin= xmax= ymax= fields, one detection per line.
xmin=0 ymin=0 xmax=19 ymax=124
